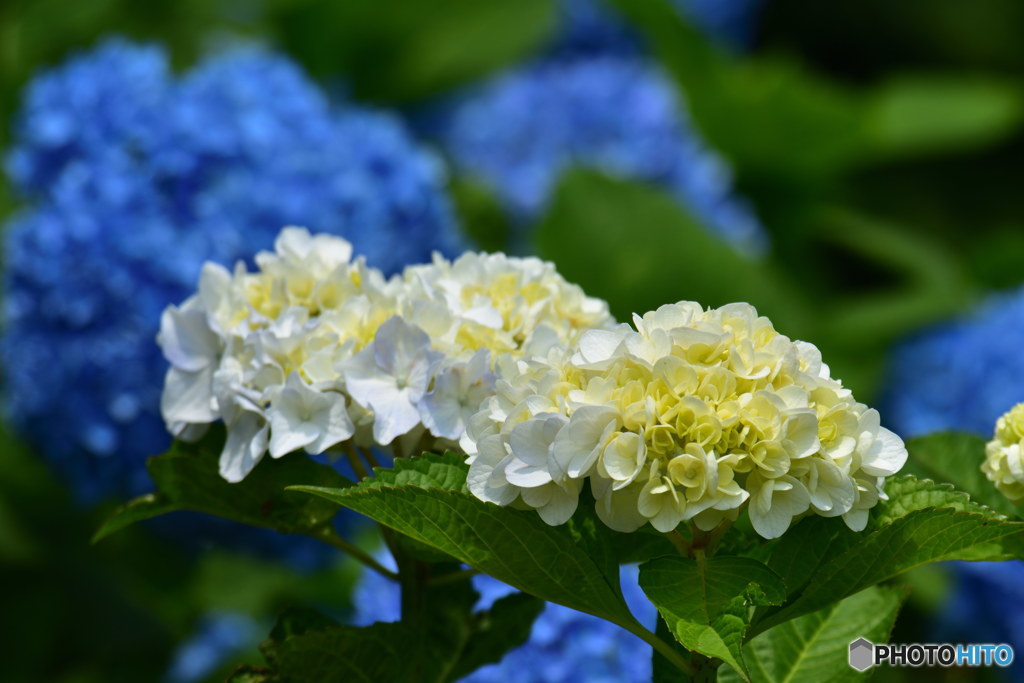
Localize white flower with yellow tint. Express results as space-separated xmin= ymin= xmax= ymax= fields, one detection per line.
xmin=983 ymin=403 xmax=1024 ymax=502
xmin=464 ymin=301 xmax=907 ymax=539
xmin=158 ymin=227 xmax=612 ymax=481
xmin=344 ymin=316 xmax=443 ymax=446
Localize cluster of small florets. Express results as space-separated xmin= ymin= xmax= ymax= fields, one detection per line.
xmin=463 ymin=302 xmax=907 ymax=538
xmin=2 ymin=39 xmax=461 ymax=501
xmin=159 ymin=228 xmax=612 ymax=482
xmin=983 ymin=403 xmax=1024 ymax=502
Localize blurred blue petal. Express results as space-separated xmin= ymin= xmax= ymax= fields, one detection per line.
xmin=883 ymin=286 xmax=1024 ymax=438
xmin=552 ymin=0 xmax=765 ymax=56
xmin=351 ymin=558 xmax=655 ymax=682
xmin=2 ymin=39 xmax=462 ymax=509
xmin=883 ymin=286 xmax=1024 ymax=667
xmin=427 ymin=56 xmax=765 ymax=254
xmin=164 ymin=611 xmax=262 ymax=683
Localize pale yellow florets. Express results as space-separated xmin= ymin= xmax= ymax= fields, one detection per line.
xmin=402 ymin=251 xmax=613 ymax=360
xmin=983 ymin=403 xmax=1024 ymax=502
xmin=158 ymin=227 xmax=613 ymax=482
xmin=464 ymin=302 xmax=907 ymax=539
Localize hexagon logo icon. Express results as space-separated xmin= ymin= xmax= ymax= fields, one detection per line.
xmin=849 ymin=638 xmax=874 ymax=671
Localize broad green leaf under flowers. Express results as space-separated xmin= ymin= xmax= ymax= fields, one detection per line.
xmin=288 ymin=452 xmax=640 ymax=630
xmin=93 ymin=427 xmax=352 ymax=544
xmin=639 ymin=555 xmax=786 ymax=680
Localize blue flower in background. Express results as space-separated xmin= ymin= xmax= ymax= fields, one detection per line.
xmin=883 ymin=286 xmax=1024 ymax=439
xmin=352 ymin=557 xmax=655 ymax=682
xmin=553 ymin=0 xmax=765 ymax=56
xmin=882 ymin=286 xmax=1024 ymax=674
xmin=427 ymin=56 xmax=766 ymax=254
xmin=2 ymin=39 xmax=462 ymax=502
xmin=164 ymin=611 xmax=263 ymax=683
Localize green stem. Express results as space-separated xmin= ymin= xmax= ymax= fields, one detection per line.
xmin=667 ymin=529 xmax=691 ymax=556
xmin=358 ymin=445 xmax=381 ymax=470
xmin=690 ymin=653 xmax=721 ymax=682
xmin=622 ymin=620 xmax=697 ymax=678
xmin=704 ymin=520 xmax=733 ymax=556
xmin=344 ymin=442 xmax=369 ymax=480
xmin=307 ymin=528 xmax=398 ymax=581
xmin=426 ymin=567 xmax=479 ymax=586
xmin=689 ymin=523 xmax=711 ymax=557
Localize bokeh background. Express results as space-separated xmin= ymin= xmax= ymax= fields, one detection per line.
xmin=2 ymin=0 xmax=1023 ymax=681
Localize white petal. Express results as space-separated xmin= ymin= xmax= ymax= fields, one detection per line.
xmin=308 ymin=394 xmax=355 ymax=453
xmin=602 ymin=432 xmax=646 ymax=487
xmin=418 ymin=391 xmax=465 ymax=441
xmin=268 ymin=417 xmax=319 ymax=458
xmin=594 ymin=482 xmax=647 ymax=532
xmin=373 ymin=316 xmax=431 ymax=375
xmin=575 ymin=328 xmax=627 ymax=364
xmin=467 ymin=435 xmax=518 ymax=505
xmin=551 ymin=405 xmax=619 ymax=479
xmin=860 ymin=427 xmax=907 ymax=477
xmin=535 ymin=484 xmax=580 ymax=526
xmin=505 ymin=415 xmax=566 ymax=487
xmin=784 ymin=410 xmax=820 ymax=459
xmin=219 ymin=410 xmax=269 ymax=483
xmin=158 ymin=302 xmax=220 ymax=372
xmin=161 ymin=366 xmax=217 ymax=426
xmin=371 ymin=388 xmax=421 ymax=446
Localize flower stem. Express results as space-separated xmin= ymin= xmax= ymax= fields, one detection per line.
xmin=426 ymin=567 xmax=479 ymax=586
xmin=358 ymin=445 xmax=381 ymax=470
xmin=308 ymin=528 xmax=398 ymax=581
xmin=344 ymin=442 xmax=370 ymax=480
xmin=622 ymin=620 xmax=697 ymax=678
xmin=667 ymin=529 xmax=691 ymax=556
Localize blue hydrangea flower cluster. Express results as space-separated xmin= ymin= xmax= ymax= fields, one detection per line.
xmin=937 ymin=561 xmax=1024 ymax=656
xmin=882 ymin=286 xmax=1024 ymax=665
xmin=554 ymin=0 xmax=765 ymax=56
xmin=2 ymin=39 xmax=462 ymax=501
xmin=351 ymin=557 xmax=655 ymax=682
xmin=429 ymin=56 xmax=766 ymax=254
xmin=882 ymin=286 xmax=1024 ymax=438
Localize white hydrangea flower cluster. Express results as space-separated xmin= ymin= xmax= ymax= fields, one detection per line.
xmin=983 ymin=403 xmax=1024 ymax=502
xmin=463 ymin=302 xmax=908 ymax=539
xmin=158 ymin=227 xmax=612 ymax=482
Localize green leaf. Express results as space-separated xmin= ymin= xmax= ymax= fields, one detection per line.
xmin=753 ymin=476 xmax=1024 ymax=634
xmin=257 ymin=580 xmax=541 ymax=683
xmin=808 ymin=209 xmax=974 ymax=349
xmin=449 ymin=593 xmax=545 ymax=680
xmin=94 ymin=427 xmax=353 ymax=543
xmin=761 ymin=517 xmax=857 ymax=604
xmin=450 ymin=176 xmax=512 ymax=254
xmin=611 ymin=0 xmax=1023 ymax=181
xmin=275 ymin=0 xmax=556 ymax=103
xmin=902 ymin=432 xmax=1018 ymax=517
xmin=91 ymin=493 xmax=182 ymax=543
xmin=652 ymin=611 xmax=695 ymax=683
xmin=226 ymin=666 xmax=276 ymax=683
xmin=865 ymin=75 xmax=1024 ymax=159
xmin=289 ymin=452 xmax=639 ymax=630
xmin=610 ymin=524 xmax=677 ymax=565
xmin=609 ymin=0 xmax=865 ymax=180
xmin=534 ymin=169 xmax=809 ymax=335
xmin=639 ymin=555 xmax=786 ymax=679
xmin=262 ymin=609 xmax=417 ymax=683
xmin=871 ymin=474 xmax=1011 ymax=528
xmin=400 ymin=560 xmax=481 ymax=682
xmin=721 ymin=586 xmax=906 ymax=683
